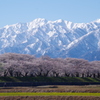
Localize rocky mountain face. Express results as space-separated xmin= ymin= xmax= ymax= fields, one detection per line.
xmin=0 ymin=18 xmax=100 ymax=61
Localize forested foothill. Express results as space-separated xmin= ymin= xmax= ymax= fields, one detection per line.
xmin=0 ymin=53 xmax=100 ymax=79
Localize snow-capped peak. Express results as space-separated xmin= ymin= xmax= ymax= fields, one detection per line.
xmin=27 ymin=18 xmax=47 ymax=30
xmin=32 ymin=18 xmax=47 ymax=23
xmin=93 ymin=19 xmax=100 ymax=23
xmin=0 ymin=18 xmax=100 ymax=61
xmin=54 ymin=19 xmax=64 ymax=23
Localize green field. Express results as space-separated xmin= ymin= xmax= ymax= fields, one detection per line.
xmin=0 ymin=92 xmax=100 ymax=96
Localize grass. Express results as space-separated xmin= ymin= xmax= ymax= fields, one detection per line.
xmin=0 ymin=92 xmax=100 ymax=97
xmin=0 ymin=76 xmax=100 ymax=82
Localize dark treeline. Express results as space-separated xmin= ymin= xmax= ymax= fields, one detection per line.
xmin=0 ymin=53 xmax=100 ymax=78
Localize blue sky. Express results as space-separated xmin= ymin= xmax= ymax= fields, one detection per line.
xmin=0 ymin=0 xmax=100 ymax=28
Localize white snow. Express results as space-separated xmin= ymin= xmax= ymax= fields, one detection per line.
xmin=36 ymin=47 xmax=41 ymax=52
xmin=24 ymin=48 xmax=30 ymax=53
xmin=94 ymin=19 xmax=100 ymax=23
xmin=58 ymin=40 xmax=62 ymax=46
xmin=47 ymin=31 xmax=55 ymax=37
xmin=28 ymin=43 xmax=35 ymax=48
xmin=22 ymin=40 xmax=27 ymax=43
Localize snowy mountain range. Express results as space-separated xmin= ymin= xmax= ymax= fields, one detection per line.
xmin=0 ymin=18 xmax=100 ymax=61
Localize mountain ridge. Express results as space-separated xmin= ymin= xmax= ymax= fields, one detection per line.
xmin=0 ymin=18 xmax=100 ymax=61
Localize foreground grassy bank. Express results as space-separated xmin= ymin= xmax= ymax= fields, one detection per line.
xmin=0 ymin=77 xmax=100 ymax=82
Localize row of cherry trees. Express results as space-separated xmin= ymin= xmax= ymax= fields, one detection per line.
xmin=0 ymin=53 xmax=100 ymax=78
